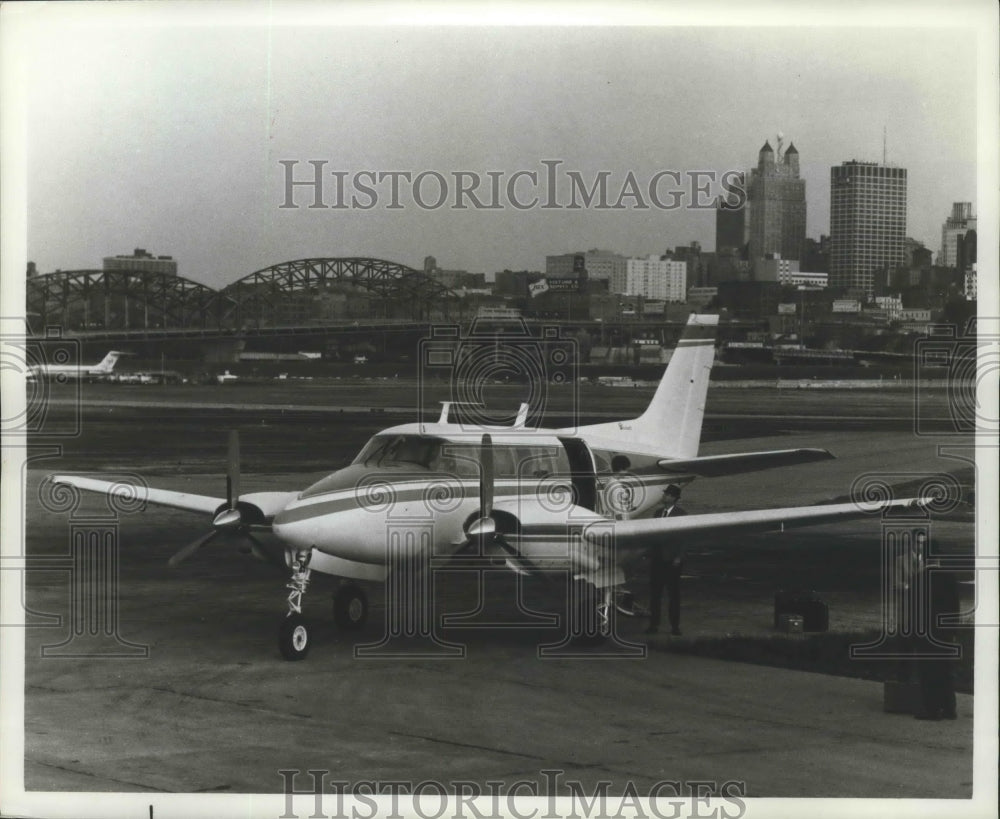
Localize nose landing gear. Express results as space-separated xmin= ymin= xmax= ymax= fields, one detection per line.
xmin=279 ymin=549 xmax=313 ymax=661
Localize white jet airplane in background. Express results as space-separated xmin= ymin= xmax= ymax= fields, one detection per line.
xmin=28 ymin=350 xmax=125 ymax=381
xmin=52 ymin=315 xmax=930 ymax=660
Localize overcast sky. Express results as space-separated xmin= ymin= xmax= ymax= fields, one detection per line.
xmin=7 ymin=2 xmax=990 ymax=288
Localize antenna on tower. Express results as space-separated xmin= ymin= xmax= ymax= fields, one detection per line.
xmin=882 ymin=125 xmax=886 ymax=165
xmin=776 ymin=131 xmax=784 ymax=161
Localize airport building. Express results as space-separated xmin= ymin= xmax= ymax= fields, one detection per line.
xmin=829 ymin=160 xmax=907 ymax=297
xmin=745 ymin=140 xmax=806 ymax=264
xmin=939 ymin=202 xmax=976 ymax=268
xmin=103 ymin=248 xmax=178 ymax=276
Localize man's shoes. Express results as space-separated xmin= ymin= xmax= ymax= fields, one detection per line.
xmin=644 ymin=626 xmax=658 ymax=635
xmin=670 ymin=628 xmax=682 ymax=636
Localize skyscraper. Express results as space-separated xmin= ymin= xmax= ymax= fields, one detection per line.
xmin=746 ymin=140 xmax=806 ymax=265
xmin=829 ymin=161 xmax=907 ymax=296
xmin=715 ymin=172 xmax=747 ymax=254
xmin=939 ymin=202 xmax=976 ymax=268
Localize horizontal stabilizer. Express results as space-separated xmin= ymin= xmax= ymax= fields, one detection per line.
xmin=657 ymin=448 xmax=834 ymax=477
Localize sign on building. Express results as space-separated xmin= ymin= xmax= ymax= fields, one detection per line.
xmin=528 ymin=276 xmax=582 ymax=296
xmin=832 ymin=299 xmax=861 ymax=313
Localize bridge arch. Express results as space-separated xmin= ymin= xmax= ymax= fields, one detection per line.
xmin=25 ymin=269 xmax=235 ymax=334
xmin=220 ymin=257 xmax=461 ymax=328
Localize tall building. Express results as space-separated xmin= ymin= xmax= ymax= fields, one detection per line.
xmin=746 ymin=140 xmax=806 ymax=264
xmin=103 ymin=248 xmax=177 ymax=276
xmin=624 ymin=256 xmax=686 ymax=302
xmin=829 ymin=161 xmax=907 ymax=296
xmin=715 ymin=172 xmax=747 ymax=253
xmin=939 ymin=202 xmax=976 ymax=268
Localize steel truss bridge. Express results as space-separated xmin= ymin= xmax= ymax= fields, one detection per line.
xmin=26 ymin=258 xmax=461 ymax=335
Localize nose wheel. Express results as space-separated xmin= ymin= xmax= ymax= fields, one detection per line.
xmin=279 ymin=549 xmax=313 ymax=661
xmin=279 ymin=613 xmax=310 ymax=661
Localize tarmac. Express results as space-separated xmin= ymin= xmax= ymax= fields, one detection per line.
xmin=7 ymin=396 xmax=994 ymax=816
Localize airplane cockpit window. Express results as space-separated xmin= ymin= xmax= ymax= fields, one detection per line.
xmin=353 ymin=435 xmax=441 ymax=469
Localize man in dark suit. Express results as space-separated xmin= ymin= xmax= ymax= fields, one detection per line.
xmin=914 ymin=558 xmax=962 ymax=720
xmin=646 ymin=484 xmax=687 ymax=636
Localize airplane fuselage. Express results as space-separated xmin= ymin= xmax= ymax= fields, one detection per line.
xmin=271 ymin=425 xmax=680 ymax=581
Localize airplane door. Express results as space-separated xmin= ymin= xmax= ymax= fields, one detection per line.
xmin=557 ymin=437 xmax=597 ymax=511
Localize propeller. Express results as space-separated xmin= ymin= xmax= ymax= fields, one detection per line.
xmin=458 ymin=433 xmax=537 ymax=576
xmin=468 ymin=433 xmax=495 ymax=540
xmin=168 ymin=431 xmax=276 ymax=567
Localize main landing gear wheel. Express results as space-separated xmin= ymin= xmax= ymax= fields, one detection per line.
xmin=279 ymin=613 xmax=311 ymax=661
xmin=333 ymin=584 xmax=368 ymax=630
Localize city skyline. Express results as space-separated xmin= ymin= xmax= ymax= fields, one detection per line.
xmin=5 ymin=3 xmax=990 ymax=291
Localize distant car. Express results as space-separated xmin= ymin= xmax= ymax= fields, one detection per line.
xmin=353 ymin=355 xmax=368 ymax=365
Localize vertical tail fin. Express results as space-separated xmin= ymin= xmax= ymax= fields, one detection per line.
xmin=577 ymin=314 xmax=718 ymax=458
xmin=94 ymin=351 xmax=122 ymax=372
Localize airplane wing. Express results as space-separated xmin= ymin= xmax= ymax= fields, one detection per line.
xmin=586 ymin=497 xmax=929 ymax=551
xmin=657 ymin=448 xmax=834 ymax=477
xmin=50 ymin=475 xmax=297 ymax=521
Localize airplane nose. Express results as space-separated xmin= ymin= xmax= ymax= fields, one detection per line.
xmin=272 ymin=510 xmax=311 ymax=551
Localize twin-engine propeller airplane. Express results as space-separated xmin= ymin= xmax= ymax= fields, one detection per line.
xmin=52 ymin=315 xmax=930 ymax=660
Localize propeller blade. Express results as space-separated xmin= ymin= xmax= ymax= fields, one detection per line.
xmin=169 ymin=530 xmax=219 ymax=567
xmin=504 ymin=557 xmax=532 ymax=576
xmin=479 ymin=433 xmax=494 ymax=520
xmin=227 ymin=430 xmax=240 ymax=510
xmin=492 ymin=533 xmax=541 ymax=576
xmin=245 ymin=532 xmax=285 ymax=568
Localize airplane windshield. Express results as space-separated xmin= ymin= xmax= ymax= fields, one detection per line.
xmin=352 ymin=435 xmax=443 ymax=469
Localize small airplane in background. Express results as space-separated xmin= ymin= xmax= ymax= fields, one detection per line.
xmin=52 ymin=315 xmax=931 ymax=660
xmin=28 ymin=350 xmax=126 ymax=381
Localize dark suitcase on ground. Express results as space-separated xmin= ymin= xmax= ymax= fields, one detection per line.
xmin=774 ymin=591 xmax=829 ymax=632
